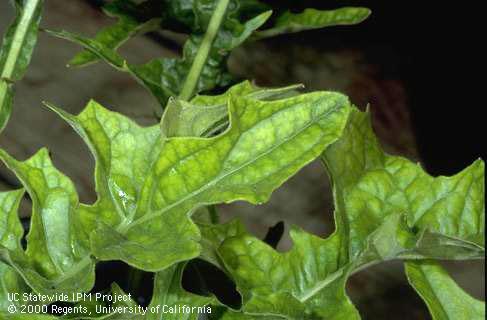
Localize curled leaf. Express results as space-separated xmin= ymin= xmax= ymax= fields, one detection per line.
xmin=0 ymin=149 xmax=95 ymax=297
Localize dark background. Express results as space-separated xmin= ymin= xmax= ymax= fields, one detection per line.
xmin=263 ymin=0 xmax=485 ymax=175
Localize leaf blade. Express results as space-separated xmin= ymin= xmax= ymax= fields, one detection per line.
xmin=255 ymin=7 xmax=371 ymax=39
xmin=405 ymin=261 xmax=485 ymax=320
xmin=322 ymin=108 xmax=485 ymax=264
xmin=43 ymin=87 xmax=350 ymax=272
xmin=0 ymin=149 xmax=95 ymax=297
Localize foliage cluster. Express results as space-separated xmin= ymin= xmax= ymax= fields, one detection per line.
xmin=0 ymin=1 xmax=484 ymax=319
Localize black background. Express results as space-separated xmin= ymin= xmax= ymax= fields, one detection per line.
xmin=263 ymin=0 xmax=485 ymax=175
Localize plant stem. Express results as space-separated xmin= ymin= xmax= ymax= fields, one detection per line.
xmin=1 ymin=0 xmax=42 ymax=80
xmin=179 ymin=0 xmax=230 ymax=101
xmin=1 ymin=0 xmax=42 ymax=132
xmin=179 ymin=0 xmax=230 ymax=224
xmin=208 ymin=205 xmax=219 ymax=224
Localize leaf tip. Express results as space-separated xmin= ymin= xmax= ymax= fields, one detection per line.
xmin=42 ymin=100 xmax=58 ymax=112
xmin=262 ymin=10 xmax=273 ymax=20
xmin=37 ymin=146 xmax=51 ymax=158
xmin=362 ymin=7 xmax=372 ymax=17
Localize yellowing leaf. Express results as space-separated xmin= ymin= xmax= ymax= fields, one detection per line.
xmin=0 ymin=83 xmax=350 ymax=297
xmin=0 ymin=149 xmax=95 ymax=297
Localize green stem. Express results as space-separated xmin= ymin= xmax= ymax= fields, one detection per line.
xmin=1 ymin=0 xmax=42 ymax=79
xmin=208 ymin=205 xmax=219 ymax=224
xmin=179 ymin=0 xmax=230 ymax=101
xmin=1 ymin=0 xmax=42 ymax=132
xmin=179 ymin=0 xmax=229 ymax=223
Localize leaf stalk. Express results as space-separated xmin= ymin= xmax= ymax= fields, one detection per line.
xmin=179 ymin=0 xmax=230 ymax=101
xmin=0 ymin=0 xmax=43 ymax=132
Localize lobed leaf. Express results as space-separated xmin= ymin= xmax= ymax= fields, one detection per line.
xmin=199 ymin=107 xmax=485 ymax=319
xmin=217 ymin=225 xmax=359 ymax=319
xmin=162 ymin=80 xmax=303 ymax=138
xmin=0 ymin=191 xmax=33 ymax=317
xmin=42 ymin=88 xmax=349 ymax=273
xmin=0 ymin=149 xmax=96 ymax=297
xmin=322 ymin=107 xmax=485 ymax=265
xmin=0 ymin=265 xmax=55 ymax=318
xmin=0 ymin=82 xmax=350 ymax=307
xmin=321 ymin=107 xmax=485 ymax=317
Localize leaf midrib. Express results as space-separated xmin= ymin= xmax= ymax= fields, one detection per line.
xmin=297 ymin=267 xmax=344 ymax=303
xmin=123 ymin=100 xmax=344 ymax=231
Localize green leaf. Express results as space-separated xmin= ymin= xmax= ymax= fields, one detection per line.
xmin=1 ymin=263 xmax=58 ymax=319
xmin=68 ymin=0 xmax=161 ymax=67
xmin=128 ymin=9 xmax=271 ymax=106
xmin=405 ymin=261 xmax=485 ymax=320
xmin=47 ymin=30 xmax=126 ymax=70
xmin=0 ymin=0 xmax=43 ymax=81
xmin=146 ymin=263 xmax=215 ymax=320
xmin=56 ymin=2 xmax=371 ymax=110
xmin=68 ymin=0 xmax=168 ymax=68
xmin=255 ymin=7 xmax=371 ymax=39
xmin=135 ymin=8 xmax=270 ymax=103
xmin=1 ymin=262 xmax=24 ymax=315
xmin=3 ymin=80 xmax=324 ymax=297
xmin=53 ymin=4 xmax=271 ymax=108
xmin=161 ymin=81 xmax=259 ymax=138
xmin=40 ymin=86 xmax=349 ymax=274
xmin=68 ymin=17 xmax=158 ymax=68
xmin=0 ymin=190 xmax=56 ymax=318
xmin=0 ymin=189 xmax=24 ymax=251
xmin=0 ymin=149 xmax=96 ymax=297
xmin=322 ymin=107 xmax=485 ymax=265
xmin=201 ymin=220 xmax=358 ymax=319
xmin=161 ymin=81 xmax=303 ymax=138
xmin=0 ymin=0 xmax=43 ymax=132
xmin=64 ymin=283 xmax=142 ymax=319
xmin=0 ymin=80 xmax=14 ymax=133
xmin=208 ymin=107 xmax=484 ymax=319
xmin=198 ymin=219 xmax=247 ymax=269
xmin=318 ymin=107 xmax=484 ymax=319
